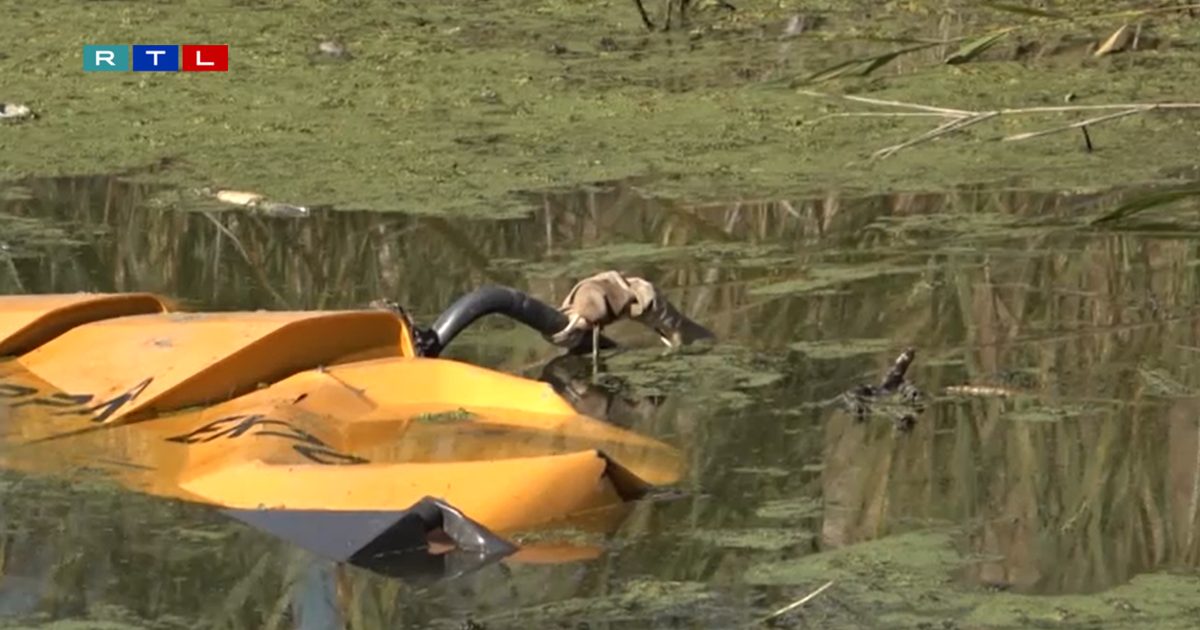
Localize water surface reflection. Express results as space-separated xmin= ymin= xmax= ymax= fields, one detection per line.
xmin=1 ymin=174 xmax=1199 ymax=626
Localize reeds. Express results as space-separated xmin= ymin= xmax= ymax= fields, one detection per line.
xmin=794 ymin=2 xmax=1200 ymax=86
xmin=798 ymin=90 xmax=1200 ymax=161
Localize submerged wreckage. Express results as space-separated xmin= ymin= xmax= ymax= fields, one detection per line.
xmin=0 ymin=272 xmax=714 ymax=580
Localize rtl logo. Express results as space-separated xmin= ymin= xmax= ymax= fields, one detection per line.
xmin=83 ymin=45 xmax=229 ymax=72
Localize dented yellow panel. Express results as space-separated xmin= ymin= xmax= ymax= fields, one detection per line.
xmin=14 ymin=310 xmax=412 ymax=423
xmin=0 ymin=293 xmax=166 ymax=356
xmin=180 ymin=451 xmax=634 ymax=532
xmin=0 ymin=352 xmax=685 ymax=535
xmin=0 ymin=292 xmax=685 ymax=551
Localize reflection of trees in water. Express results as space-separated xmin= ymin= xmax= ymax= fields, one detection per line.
xmin=1 ymin=174 xmax=1199 ymax=623
xmin=816 ymin=216 xmax=1200 ymax=595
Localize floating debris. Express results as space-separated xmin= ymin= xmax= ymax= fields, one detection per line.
xmin=0 ymin=102 xmax=33 ymax=122
xmin=475 ymin=87 xmax=501 ymax=105
xmin=201 ymin=188 xmax=311 ymax=218
xmin=1094 ymin=23 xmax=1133 ymax=57
xmin=311 ymin=38 xmax=352 ymax=62
xmin=214 ymin=189 xmax=264 ymax=206
xmin=318 ymin=40 xmax=346 ymax=56
xmin=780 ymin=13 xmax=824 ymax=39
xmin=838 ymin=347 xmax=925 ymax=431
xmin=943 ymin=384 xmax=1021 ymax=398
xmin=759 ymin=580 xmax=836 ymax=625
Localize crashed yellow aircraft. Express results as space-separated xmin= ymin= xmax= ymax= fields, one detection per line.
xmin=0 ymin=286 xmax=692 ymax=579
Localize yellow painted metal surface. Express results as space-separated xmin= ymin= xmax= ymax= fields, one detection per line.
xmin=12 ymin=310 xmax=412 ymax=424
xmin=0 ymin=293 xmax=685 ymax=539
xmin=0 ymin=292 xmax=166 ymax=356
xmin=0 ymin=358 xmax=682 ymax=531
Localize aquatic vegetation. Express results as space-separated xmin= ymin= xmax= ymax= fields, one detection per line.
xmin=1092 ymin=184 xmax=1200 ymax=225
xmin=605 ymin=343 xmax=786 ymax=409
xmin=1004 ymin=404 xmax=1088 ymax=424
xmin=746 ymin=529 xmax=1200 ymax=628
xmin=4 ymin=1 xmax=1200 ymax=215
xmin=690 ymin=527 xmax=816 ymax=551
xmin=465 ymin=578 xmax=718 ymax=629
xmin=3 ymin=0 xmax=1200 ymax=624
xmin=789 ymin=338 xmax=896 ymax=360
xmin=0 ymin=213 xmax=87 ymax=257
xmin=3 ymin=171 xmax=1200 ymax=627
xmin=412 ymin=407 xmax=477 ymax=424
xmin=755 ymin=496 xmax=823 ymax=521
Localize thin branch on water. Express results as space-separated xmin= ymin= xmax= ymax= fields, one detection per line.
xmin=996 ymin=102 xmax=1200 ymax=114
xmin=755 ymin=580 xmax=835 ymax=626
xmin=1002 ymin=107 xmax=1150 ymax=142
xmin=798 ymin=90 xmax=1200 ymax=159
xmin=798 ymin=89 xmax=974 ymax=116
xmin=794 ymin=4 xmax=1200 ymax=85
xmin=872 ymin=111 xmax=999 ymax=160
xmin=805 ymin=111 xmax=951 ymax=125
xmin=1089 ymin=3 xmax=1200 ymax=22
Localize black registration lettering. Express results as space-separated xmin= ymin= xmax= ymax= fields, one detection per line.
xmin=10 ymin=393 xmax=95 ymax=410
xmin=0 ymin=384 xmax=37 ymax=399
xmin=81 ymin=377 xmax=154 ymax=423
xmin=165 ymin=414 xmax=367 ymax=465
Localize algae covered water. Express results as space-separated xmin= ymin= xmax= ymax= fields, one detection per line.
xmin=3 ymin=0 xmax=1200 ymax=627
xmin=2 ymin=173 xmax=1200 ymax=628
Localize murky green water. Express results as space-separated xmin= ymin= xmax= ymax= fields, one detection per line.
xmin=4 ymin=2 xmax=1200 ymax=625
xmin=7 ymin=0 xmax=1200 ymax=215
xmin=2 ymin=173 xmax=1200 ymax=628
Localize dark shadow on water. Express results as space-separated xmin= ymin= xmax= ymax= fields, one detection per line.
xmin=2 ymin=173 xmax=1200 ymax=626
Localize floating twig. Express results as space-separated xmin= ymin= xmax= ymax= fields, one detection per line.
xmin=943 ymin=384 xmax=1020 ymax=398
xmin=805 ymin=111 xmax=949 ymax=125
xmin=872 ymin=111 xmax=998 ymax=160
xmin=795 ymin=4 xmax=1200 ymax=85
xmin=799 ymin=91 xmax=1200 ymax=159
xmin=880 ymin=347 xmax=916 ymax=391
xmin=1002 ymin=106 xmax=1151 ymax=141
xmin=1094 ymin=23 xmax=1132 ymax=57
xmin=996 ymin=102 xmax=1200 ymax=114
xmin=797 ymin=89 xmax=973 ymax=116
xmin=839 ymin=348 xmax=925 ymax=430
xmin=757 ymin=580 xmax=835 ymax=625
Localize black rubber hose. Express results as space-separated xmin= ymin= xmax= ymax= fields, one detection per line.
xmin=426 ymin=285 xmax=616 ymax=357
